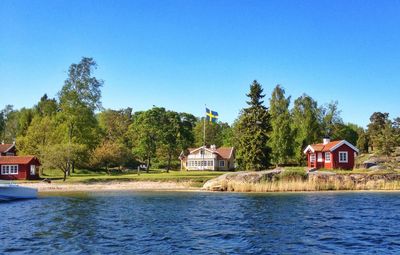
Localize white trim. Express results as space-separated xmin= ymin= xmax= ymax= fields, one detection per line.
xmin=30 ymin=165 xmax=36 ymax=175
xmin=303 ymin=145 xmax=315 ymax=154
xmin=329 ymin=140 xmax=359 ymax=153
xmin=325 ymin=152 xmax=331 ymax=162
xmin=317 ymin=153 xmax=323 ymax=162
xmin=1 ymin=165 xmax=19 ymax=175
xmin=338 ymin=151 xmax=348 ymax=163
xmin=228 ymin=147 xmax=234 ymax=159
xmin=310 ymin=153 xmax=316 ymax=163
xmin=1 ymin=144 xmax=15 ymax=153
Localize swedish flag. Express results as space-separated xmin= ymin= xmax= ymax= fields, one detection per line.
xmin=206 ymin=108 xmax=218 ymax=123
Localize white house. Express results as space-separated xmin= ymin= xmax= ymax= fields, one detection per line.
xmin=179 ymin=145 xmax=235 ymax=171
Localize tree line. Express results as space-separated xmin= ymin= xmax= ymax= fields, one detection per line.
xmin=0 ymin=57 xmax=399 ymax=179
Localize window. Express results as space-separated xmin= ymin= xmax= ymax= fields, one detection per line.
xmin=30 ymin=165 xmax=36 ymax=175
xmin=339 ymin=151 xmax=348 ymax=163
xmin=219 ymin=160 xmax=225 ymax=167
xmin=317 ymin=153 xmax=323 ymax=162
xmin=208 ymin=161 xmax=213 ymax=166
xmin=310 ymin=154 xmax=316 ymax=163
xmin=1 ymin=165 xmax=18 ymax=175
xmin=325 ymin=152 xmax=331 ymax=162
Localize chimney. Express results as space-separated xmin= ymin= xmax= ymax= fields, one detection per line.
xmin=323 ymin=137 xmax=331 ymax=145
xmin=210 ymin=144 xmax=217 ymax=151
xmin=1 ymin=140 xmax=4 ymax=145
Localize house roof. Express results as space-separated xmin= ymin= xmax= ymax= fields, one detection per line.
xmin=0 ymin=156 xmax=40 ymax=165
xmin=303 ymin=140 xmax=359 ymax=154
xmin=182 ymin=146 xmax=235 ymax=160
xmin=215 ymin=147 xmax=234 ymax=159
xmin=0 ymin=143 xmax=15 ymax=153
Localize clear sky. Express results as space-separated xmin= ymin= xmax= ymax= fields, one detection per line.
xmin=1 ymin=0 xmax=399 ymax=127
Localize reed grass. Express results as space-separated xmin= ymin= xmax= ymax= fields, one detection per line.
xmin=219 ymin=178 xmax=400 ymax=192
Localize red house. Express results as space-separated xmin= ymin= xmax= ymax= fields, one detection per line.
xmin=0 ymin=156 xmax=41 ymax=180
xmin=0 ymin=143 xmax=16 ymax=156
xmin=304 ymin=139 xmax=359 ymax=170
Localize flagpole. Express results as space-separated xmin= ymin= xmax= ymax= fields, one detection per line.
xmin=203 ymin=104 xmax=206 ymax=170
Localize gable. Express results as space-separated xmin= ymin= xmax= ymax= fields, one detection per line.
xmin=304 ymin=140 xmax=359 ymax=154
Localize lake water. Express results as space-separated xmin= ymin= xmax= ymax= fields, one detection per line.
xmin=1 ymin=191 xmax=400 ymax=254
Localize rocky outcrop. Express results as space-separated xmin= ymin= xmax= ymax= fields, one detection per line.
xmin=203 ymin=169 xmax=400 ymax=192
xmin=203 ymin=169 xmax=283 ymax=191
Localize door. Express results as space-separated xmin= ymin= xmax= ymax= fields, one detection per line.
xmin=317 ymin=153 xmax=323 ymax=168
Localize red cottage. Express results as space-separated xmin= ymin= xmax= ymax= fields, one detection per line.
xmin=304 ymin=139 xmax=359 ymax=170
xmin=0 ymin=156 xmax=41 ymax=180
xmin=0 ymin=143 xmax=16 ymax=156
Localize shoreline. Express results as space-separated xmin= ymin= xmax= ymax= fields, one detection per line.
xmin=18 ymin=181 xmax=400 ymax=194
xmin=20 ymin=181 xmax=201 ymax=193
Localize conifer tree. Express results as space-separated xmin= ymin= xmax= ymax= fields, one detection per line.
xmin=269 ymin=85 xmax=293 ymax=166
xmin=234 ymin=80 xmax=271 ymax=170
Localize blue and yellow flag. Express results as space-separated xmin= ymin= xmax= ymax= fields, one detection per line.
xmin=206 ymin=108 xmax=218 ymax=123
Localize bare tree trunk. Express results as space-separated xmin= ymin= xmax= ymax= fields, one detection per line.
xmin=147 ymin=157 xmax=150 ymax=173
xmin=167 ymin=153 xmax=171 ymax=173
xmin=63 ymin=170 xmax=67 ymax=182
xmin=72 ymin=160 xmax=75 ymax=173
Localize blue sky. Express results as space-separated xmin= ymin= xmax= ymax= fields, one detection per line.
xmin=1 ymin=0 xmax=399 ymax=127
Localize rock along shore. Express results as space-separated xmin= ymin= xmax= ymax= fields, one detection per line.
xmin=202 ymin=169 xmax=400 ymax=192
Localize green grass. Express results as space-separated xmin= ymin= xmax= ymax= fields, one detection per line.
xmin=37 ymin=168 xmax=227 ymax=187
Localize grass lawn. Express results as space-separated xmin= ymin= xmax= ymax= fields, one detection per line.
xmin=37 ymin=168 xmax=227 ymax=187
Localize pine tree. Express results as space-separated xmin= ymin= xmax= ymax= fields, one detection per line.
xmin=269 ymin=85 xmax=293 ymax=166
xmin=234 ymin=80 xmax=271 ymax=170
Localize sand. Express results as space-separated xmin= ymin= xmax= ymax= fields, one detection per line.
xmin=19 ymin=181 xmax=200 ymax=193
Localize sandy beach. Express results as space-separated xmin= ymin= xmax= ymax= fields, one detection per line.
xmin=19 ymin=181 xmax=199 ymax=193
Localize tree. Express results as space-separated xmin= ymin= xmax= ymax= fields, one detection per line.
xmin=58 ymin=57 xmax=103 ymax=173
xmin=291 ymin=94 xmax=321 ymax=164
xmin=331 ymin=123 xmax=359 ymax=146
xmin=35 ymin=94 xmax=58 ymax=117
xmin=320 ymin=101 xmax=342 ymax=138
xmin=375 ymin=121 xmax=397 ymax=156
xmin=367 ymin=112 xmax=390 ymax=152
xmin=129 ymin=107 xmax=164 ymax=172
xmin=17 ymin=115 xmax=59 ymax=175
xmin=98 ymin=108 xmax=133 ymax=146
xmin=178 ymin=112 xmax=196 ymax=149
xmin=0 ymin=105 xmax=18 ymax=142
xmin=356 ymin=128 xmax=369 ymax=154
xmin=90 ymin=140 xmax=130 ymax=174
xmin=269 ymin=85 xmax=293 ymax=166
xmin=234 ymin=80 xmax=271 ymax=170
xmin=193 ymin=120 xmax=227 ymax=147
xmin=159 ymin=110 xmax=181 ymax=172
xmin=42 ymin=143 xmax=86 ymax=181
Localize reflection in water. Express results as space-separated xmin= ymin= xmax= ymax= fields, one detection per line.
xmin=1 ymin=192 xmax=400 ymax=254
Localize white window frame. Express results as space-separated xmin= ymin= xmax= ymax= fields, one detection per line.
xmin=339 ymin=151 xmax=348 ymax=163
xmin=219 ymin=160 xmax=225 ymax=167
xmin=1 ymin=165 xmax=19 ymax=175
xmin=325 ymin=152 xmax=331 ymax=163
xmin=310 ymin=154 xmax=316 ymax=163
xmin=30 ymin=165 xmax=36 ymax=175
xmin=317 ymin=153 xmax=323 ymax=162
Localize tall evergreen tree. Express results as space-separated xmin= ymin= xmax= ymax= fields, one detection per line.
xmin=269 ymin=85 xmax=293 ymax=166
xmin=234 ymin=80 xmax=271 ymax=170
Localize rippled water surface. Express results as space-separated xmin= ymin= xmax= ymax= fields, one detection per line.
xmin=1 ymin=191 xmax=400 ymax=254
